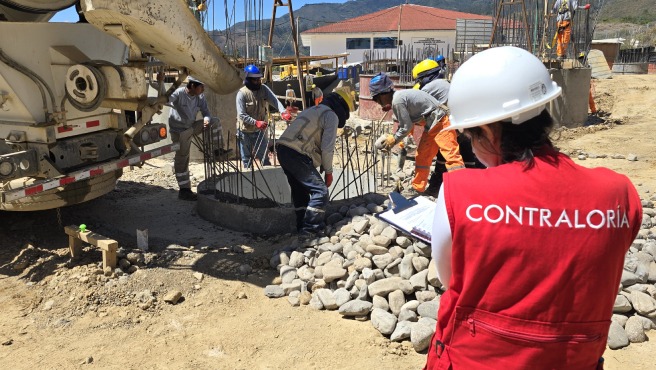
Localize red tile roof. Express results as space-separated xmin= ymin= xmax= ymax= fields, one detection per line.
xmin=303 ymin=4 xmax=489 ymax=34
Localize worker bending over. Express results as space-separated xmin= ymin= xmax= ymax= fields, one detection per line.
xmin=168 ymin=76 xmax=219 ymax=201
xmin=424 ymin=46 xmax=642 ymax=369
xmin=369 ymin=72 xmax=464 ymax=194
xmin=412 ymin=59 xmax=484 ymax=195
xmin=276 ymin=87 xmax=356 ymax=239
xmin=552 ymin=0 xmax=591 ymax=60
xmin=236 ymin=64 xmax=292 ymax=168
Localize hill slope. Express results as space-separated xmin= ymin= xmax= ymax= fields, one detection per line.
xmin=212 ymin=0 xmax=651 ymax=58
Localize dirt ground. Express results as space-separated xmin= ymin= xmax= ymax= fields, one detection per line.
xmin=0 ymin=74 xmax=655 ymax=369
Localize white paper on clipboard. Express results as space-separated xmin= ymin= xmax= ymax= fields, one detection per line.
xmin=376 ymin=194 xmax=436 ymax=243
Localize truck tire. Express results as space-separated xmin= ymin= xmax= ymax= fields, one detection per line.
xmin=0 ymin=170 xmax=122 ymax=212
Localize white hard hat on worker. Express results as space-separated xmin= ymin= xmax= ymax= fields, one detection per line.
xmin=446 ymin=46 xmax=562 ymax=131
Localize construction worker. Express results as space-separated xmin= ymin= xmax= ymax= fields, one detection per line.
xmin=369 ymin=72 xmax=464 ymax=194
xmin=431 ymin=54 xmax=447 ymax=79
xmin=168 ymin=76 xmax=219 ymax=201
xmin=276 ymin=87 xmax=356 ymax=238
xmin=412 ymin=59 xmax=484 ymax=196
xmin=424 ymin=46 xmax=642 ymax=369
xmin=578 ymin=51 xmax=598 ymax=115
xmin=285 ymin=83 xmax=296 ymax=108
xmin=237 ymin=64 xmax=292 ymax=168
xmin=552 ymin=0 xmax=591 ymax=60
xmin=304 ymin=73 xmax=314 ymax=109
xmin=312 ymin=84 xmax=323 ymax=106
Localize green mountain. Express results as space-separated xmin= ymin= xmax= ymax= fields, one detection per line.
xmin=598 ymin=0 xmax=656 ymax=24
xmin=211 ymin=0 xmax=651 ymax=58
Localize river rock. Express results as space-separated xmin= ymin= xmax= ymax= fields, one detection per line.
xmin=607 ymin=321 xmax=629 ymax=349
xmin=372 ymin=295 xmax=389 ymax=311
xmin=388 ymin=290 xmax=406 ymax=316
xmin=417 ymin=300 xmax=440 ymax=320
xmin=411 ymin=321 xmax=435 ymax=352
xmin=368 ymin=277 xmax=404 ymax=297
xmin=625 ymin=315 xmax=647 ymax=343
xmin=339 ymin=300 xmax=373 ymax=316
xmin=390 ymin=321 xmax=413 ymax=342
xmin=371 ymin=308 xmax=397 ymax=335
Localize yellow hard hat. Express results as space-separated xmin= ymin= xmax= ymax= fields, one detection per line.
xmin=412 ymin=59 xmax=439 ymax=80
xmin=333 ymin=86 xmax=356 ymax=112
xmin=312 ymin=84 xmax=316 ymax=88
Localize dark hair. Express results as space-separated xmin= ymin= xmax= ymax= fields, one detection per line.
xmin=187 ymin=81 xmax=203 ymax=89
xmin=463 ymin=109 xmax=556 ymax=168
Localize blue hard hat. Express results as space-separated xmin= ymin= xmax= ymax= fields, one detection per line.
xmin=244 ymin=64 xmax=262 ymax=78
xmin=434 ymin=55 xmax=445 ymax=62
xmin=369 ymin=72 xmax=394 ymax=98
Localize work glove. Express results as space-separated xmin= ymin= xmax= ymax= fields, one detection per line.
xmin=325 ymin=173 xmax=333 ymax=187
xmin=375 ymin=134 xmax=396 ymax=151
xmin=281 ymin=112 xmax=292 ymax=121
xmin=583 ymin=3 xmax=591 ymax=10
xmin=203 ymin=118 xmax=210 ymax=128
xmin=255 ymin=120 xmax=268 ymax=131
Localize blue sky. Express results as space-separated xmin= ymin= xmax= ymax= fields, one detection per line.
xmin=49 ymin=0 xmax=347 ymax=30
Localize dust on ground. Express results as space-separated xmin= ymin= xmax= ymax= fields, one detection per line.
xmin=0 ymin=75 xmax=655 ymax=369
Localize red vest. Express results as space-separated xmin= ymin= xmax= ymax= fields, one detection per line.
xmin=425 ymin=151 xmax=642 ymax=370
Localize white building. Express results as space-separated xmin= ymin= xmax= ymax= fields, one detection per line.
xmin=301 ymin=4 xmax=489 ymax=66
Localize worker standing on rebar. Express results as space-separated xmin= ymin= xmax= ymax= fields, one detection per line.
xmin=424 ymin=46 xmax=642 ymax=369
xmin=412 ymin=59 xmax=484 ymax=196
xmin=369 ymin=72 xmax=464 ymax=195
xmin=168 ymin=76 xmax=219 ymax=201
xmin=312 ymin=84 xmax=323 ymax=106
xmin=276 ymin=87 xmax=356 ymax=240
xmin=552 ymin=0 xmax=591 ymax=60
xmin=237 ymin=64 xmax=292 ymax=168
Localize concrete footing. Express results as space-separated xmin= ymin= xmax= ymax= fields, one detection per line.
xmin=549 ymin=67 xmax=591 ymax=128
xmin=196 ymin=166 xmax=377 ymax=234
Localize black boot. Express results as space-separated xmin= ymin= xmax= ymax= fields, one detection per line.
xmin=178 ymin=188 xmax=197 ymax=201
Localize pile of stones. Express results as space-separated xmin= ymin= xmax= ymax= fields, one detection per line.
xmin=609 ymin=197 xmax=656 ymax=349
xmin=265 ymin=194 xmax=656 ymax=353
xmin=266 ymin=193 xmax=443 ymax=352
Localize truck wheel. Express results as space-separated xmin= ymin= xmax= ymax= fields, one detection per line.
xmin=0 ymin=170 xmax=122 ymax=212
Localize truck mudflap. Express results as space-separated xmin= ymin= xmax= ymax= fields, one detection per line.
xmin=2 ymin=142 xmax=180 ymax=203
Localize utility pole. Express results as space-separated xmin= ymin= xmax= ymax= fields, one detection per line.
xmin=265 ymin=0 xmax=306 ymax=109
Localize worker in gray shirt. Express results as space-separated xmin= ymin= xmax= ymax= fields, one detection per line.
xmin=413 ymin=59 xmax=484 ymax=196
xmin=168 ymin=76 xmax=219 ymax=201
xmin=276 ymin=87 xmax=355 ymax=239
xmin=237 ymin=64 xmax=292 ymax=168
xmin=369 ymin=72 xmax=464 ymax=195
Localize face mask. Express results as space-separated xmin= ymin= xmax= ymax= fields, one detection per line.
xmin=244 ymin=79 xmax=261 ymax=91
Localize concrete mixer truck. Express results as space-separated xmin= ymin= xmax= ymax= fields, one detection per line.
xmin=0 ymin=0 xmax=241 ymax=210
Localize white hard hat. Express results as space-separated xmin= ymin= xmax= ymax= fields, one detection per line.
xmin=446 ymin=46 xmax=561 ymax=131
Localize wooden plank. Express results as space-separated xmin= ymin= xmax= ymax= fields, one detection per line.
xmin=64 ymin=225 xmax=118 ymax=269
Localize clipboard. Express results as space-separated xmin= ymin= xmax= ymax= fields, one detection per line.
xmin=375 ymin=192 xmax=436 ymax=244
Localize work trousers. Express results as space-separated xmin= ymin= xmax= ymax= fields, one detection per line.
xmin=556 ymin=21 xmax=571 ymax=58
xmin=426 ymin=134 xmax=485 ymax=196
xmin=589 ymin=84 xmax=597 ymax=114
xmin=276 ymin=144 xmax=328 ymax=234
xmin=238 ymin=130 xmax=270 ymax=168
xmin=171 ymin=119 xmax=214 ymax=190
xmin=412 ymin=115 xmax=464 ymax=193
